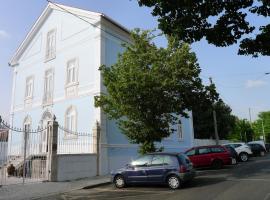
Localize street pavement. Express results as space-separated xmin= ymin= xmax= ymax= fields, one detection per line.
xmin=38 ymin=154 xmax=270 ymax=200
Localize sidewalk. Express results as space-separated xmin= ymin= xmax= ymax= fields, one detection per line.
xmin=0 ymin=176 xmax=111 ymax=200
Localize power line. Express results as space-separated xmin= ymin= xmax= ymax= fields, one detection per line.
xmin=46 ymin=0 xmax=130 ymax=44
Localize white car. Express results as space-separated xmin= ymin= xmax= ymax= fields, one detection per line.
xmin=224 ymin=143 xmax=253 ymax=162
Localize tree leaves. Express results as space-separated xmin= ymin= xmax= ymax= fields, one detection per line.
xmin=137 ymin=0 xmax=270 ymax=57
xmin=95 ymin=29 xmax=217 ymax=154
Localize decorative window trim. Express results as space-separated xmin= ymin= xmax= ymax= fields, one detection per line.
xmin=45 ymin=28 xmax=56 ymax=62
xmin=43 ymin=68 xmax=54 ymax=106
xmin=65 ymin=58 xmax=79 ymax=98
xmin=24 ymin=76 xmax=34 ymax=106
xmin=64 ymin=105 xmax=78 ymax=139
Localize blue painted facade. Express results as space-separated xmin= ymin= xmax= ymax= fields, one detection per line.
xmin=9 ymin=3 xmax=195 ymax=175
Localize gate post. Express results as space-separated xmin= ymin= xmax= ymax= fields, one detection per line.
xmin=93 ymin=121 xmax=100 ymax=176
xmin=47 ymin=116 xmax=58 ymax=182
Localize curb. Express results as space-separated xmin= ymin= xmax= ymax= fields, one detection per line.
xmin=82 ymin=181 xmax=111 ymax=189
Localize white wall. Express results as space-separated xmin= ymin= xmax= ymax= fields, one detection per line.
xmin=57 ymin=154 xmax=97 ymax=181
xmin=193 ymin=139 xmax=231 ymax=147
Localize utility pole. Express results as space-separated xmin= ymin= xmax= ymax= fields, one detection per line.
xmin=249 ymin=108 xmax=252 ymax=124
xmin=262 ymin=120 xmax=266 ymax=142
xmin=209 ymin=77 xmax=219 ymax=145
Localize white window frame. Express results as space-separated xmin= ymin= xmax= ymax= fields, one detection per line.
xmin=25 ymin=76 xmax=34 ymax=100
xmin=45 ymin=29 xmax=56 ymax=61
xmin=64 ymin=105 xmax=78 ymax=139
xmin=177 ymin=123 xmax=184 ymax=141
xmin=66 ymin=58 xmax=79 ymax=86
xmin=43 ymin=68 xmax=54 ymax=105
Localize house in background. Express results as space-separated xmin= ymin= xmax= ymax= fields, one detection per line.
xmin=8 ymin=3 xmax=195 ymax=177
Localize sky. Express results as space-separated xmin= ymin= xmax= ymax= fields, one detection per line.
xmin=0 ymin=0 xmax=270 ymax=122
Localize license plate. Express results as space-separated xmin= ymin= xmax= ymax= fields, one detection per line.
xmin=232 ymin=158 xmax=236 ymax=165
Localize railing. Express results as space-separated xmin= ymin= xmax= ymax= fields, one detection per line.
xmin=0 ymin=116 xmax=49 ymax=186
xmin=57 ymin=125 xmax=96 ymax=154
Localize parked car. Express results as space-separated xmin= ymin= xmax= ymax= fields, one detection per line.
xmin=185 ymin=145 xmax=232 ymax=169
xmin=265 ymin=143 xmax=270 ymax=152
xmin=248 ymin=141 xmax=266 ymax=151
xmin=224 ymin=143 xmax=252 ymax=162
xmin=111 ymin=152 xmax=195 ymax=189
xmin=247 ymin=143 xmax=266 ymax=156
xmin=224 ymin=146 xmax=238 ymax=165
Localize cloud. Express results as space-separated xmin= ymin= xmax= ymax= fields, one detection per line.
xmin=0 ymin=30 xmax=9 ymax=39
xmin=245 ymin=80 xmax=267 ymax=88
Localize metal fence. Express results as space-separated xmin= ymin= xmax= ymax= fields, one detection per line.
xmin=0 ymin=116 xmax=49 ymax=186
xmin=0 ymin=115 xmax=99 ymax=186
xmin=57 ymin=124 xmax=97 ymax=154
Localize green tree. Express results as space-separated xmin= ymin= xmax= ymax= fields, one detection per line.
xmin=137 ymin=0 xmax=270 ymax=57
xmin=95 ymin=30 xmax=218 ymax=154
xmin=228 ymin=118 xmax=254 ymax=142
xmin=252 ymin=111 xmax=270 ymax=142
xmin=193 ymin=99 xmax=237 ymax=140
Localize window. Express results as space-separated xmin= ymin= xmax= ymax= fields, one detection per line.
xmin=164 ymin=155 xmax=179 ymax=166
xmin=151 ymin=155 xmax=164 ymax=166
xmin=43 ymin=69 xmax=54 ymax=104
xmin=177 ymin=123 xmax=183 ymax=140
xmin=131 ymin=155 xmax=152 ymax=167
xmin=65 ymin=106 xmax=77 ymax=137
xmin=198 ymin=148 xmax=211 ymax=155
xmin=45 ymin=29 xmax=56 ymax=60
xmin=178 ymin=154 xmax=191 ymax=165
xmin=210 ymin=147 xmax=225 ymax=153
xmin=231 ymin=144 xmax=241 ymax=148
xmin=66 ymin=59 xmax=78 ymax=85
xmin=25 ymin=77 xmax=34 ymax=99
xmin=186 ymin=149 xmax=196 ymax=156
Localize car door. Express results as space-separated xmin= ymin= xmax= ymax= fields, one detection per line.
xmin=146 ymin=155 xmax=165 ymax=183
xmin=126 ymin=155 xmax=153 ymax=183
xmin=197 ymin=147 xmax=212 ymax=167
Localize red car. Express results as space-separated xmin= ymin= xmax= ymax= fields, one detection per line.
xmin=185 ymin=145 xmax=232 ymax=169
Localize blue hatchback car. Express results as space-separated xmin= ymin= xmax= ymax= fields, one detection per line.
xmin=111 ymin=152 xmax=195 ymax=189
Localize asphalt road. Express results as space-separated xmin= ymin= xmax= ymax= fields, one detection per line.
xmin=39 ymin=154 xmax=270 ymax=200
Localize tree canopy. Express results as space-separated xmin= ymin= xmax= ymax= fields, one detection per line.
xmin=95 ymin=30 xmax=218 ymax=154
xmin=193 ymin=98 xmax=237 ymax=140
xmin=137 ymin=0 xmax=270 ymax=57
xmin=252 ymin=111 xmax=270 ymax=142
xmin=228 ymin=118 xmax=254 ymax=142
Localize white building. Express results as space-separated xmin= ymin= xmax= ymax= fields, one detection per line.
xmin=8 ymin=3 xmax=195 ymax=177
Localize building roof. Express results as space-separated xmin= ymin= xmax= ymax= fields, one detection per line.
xmin=9 ymin=2 xmax=130 ymax=66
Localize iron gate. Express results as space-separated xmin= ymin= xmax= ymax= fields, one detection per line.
xmin=0 ymin=116 xmax=50 ymax=186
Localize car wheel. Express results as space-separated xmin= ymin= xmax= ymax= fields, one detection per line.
xmin=212 ymin=159 xmax=223 ymax=169
xmin=167 ymin=175 xmax=181 ymax=189
xmin=239 ymin=152 xmax=248 ymax=162
xmin=114 ymin=175 xmax=126 ymax=188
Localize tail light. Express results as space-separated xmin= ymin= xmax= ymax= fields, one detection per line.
xmin=179 ymin=165 xmax=187 ymax=173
